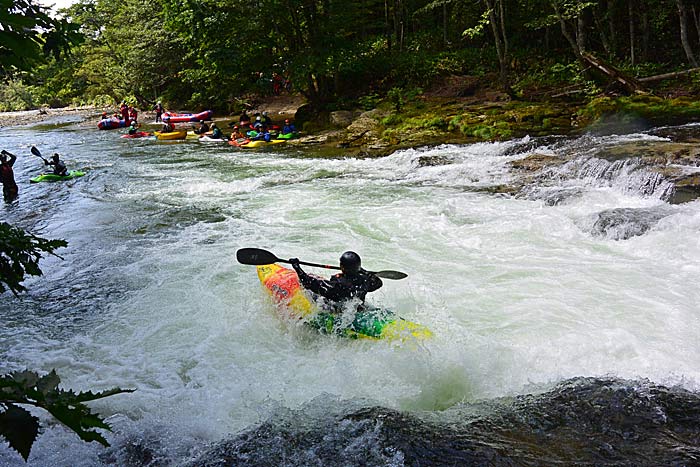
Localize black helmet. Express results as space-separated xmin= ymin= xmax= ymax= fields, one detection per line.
xmin=339 ymin=251 xmax=361 ymax=274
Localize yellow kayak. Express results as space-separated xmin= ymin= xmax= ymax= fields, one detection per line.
xmin=154 ymin=130 xmax=187 ymax=140
xmin=257 ymin=264 xmax=432 ymax=341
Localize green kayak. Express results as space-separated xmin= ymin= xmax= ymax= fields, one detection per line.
xmin=30 ymin=171 xmax=86 ymax=183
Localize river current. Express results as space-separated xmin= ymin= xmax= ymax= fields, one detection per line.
xmin=1 ymin=115 xmax=700 ymax=466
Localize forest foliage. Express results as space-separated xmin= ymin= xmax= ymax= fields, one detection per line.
xmin=1 ymin=0 xmax=700 ymax=113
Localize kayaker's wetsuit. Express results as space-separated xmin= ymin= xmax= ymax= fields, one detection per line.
xmin=290 ymin=259 xmax=383 ymax=309
xmin=0 ymin=151 xmax=18 ymax=202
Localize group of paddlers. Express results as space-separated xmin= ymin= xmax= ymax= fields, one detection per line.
xmin=160 ymin=109 xmax=298 ymax=143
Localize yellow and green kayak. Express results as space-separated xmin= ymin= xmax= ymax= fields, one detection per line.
xmin=256 ymin=264 xmax=431 ymax=341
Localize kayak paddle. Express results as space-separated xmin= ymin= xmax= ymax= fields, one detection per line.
xmin=236 ymin=248 xmax=408 ymax=280
xmin=30 ymin=146 xmax=49 ymax=163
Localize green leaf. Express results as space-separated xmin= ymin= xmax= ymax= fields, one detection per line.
xmin=0 ymin=404 xmax=40 ymax=461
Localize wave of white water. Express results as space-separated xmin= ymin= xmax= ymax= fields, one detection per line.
xmin=1 ymin=123 xmax=699 ymax=465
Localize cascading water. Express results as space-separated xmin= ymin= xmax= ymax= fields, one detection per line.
xmin=1 ymin=116 xmax=700 ymax=466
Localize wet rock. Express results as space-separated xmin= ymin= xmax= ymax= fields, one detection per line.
xmin=182 ymin=377 xmax=700 ymax=467
xmin=329 ymin=110 xmax=356 ymax=127
xmin=666 ymin=173 xmax=700 ymax=204
xmin=590 ymin=207 xmax=670 ymax=240
xmin=417 ymin=155 xmax=452 ymax=167
xmin=341 ymin=109 xmax=388 ymax=148
xmin=510 ymin=153 xmax=563 ymax=172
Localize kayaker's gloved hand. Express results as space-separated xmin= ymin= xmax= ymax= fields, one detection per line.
xmin=289 ymin=258 xmax=302 ymax=273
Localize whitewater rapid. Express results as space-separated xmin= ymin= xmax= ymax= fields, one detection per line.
xmin=1 ymin=117 xmax=699 ymax=465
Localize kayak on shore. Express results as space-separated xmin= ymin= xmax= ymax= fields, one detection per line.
xmin=162 ymin=110 xmax=213 ymax=123
xmin=97 ymin=117 xmax=127 ymax=130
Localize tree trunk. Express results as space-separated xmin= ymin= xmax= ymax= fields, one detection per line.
xmin=592 ymin=3 xmax=612 ymax=56
xmin=385 ymin=0 xmax=392 ymax=51
xmin=550 ymin=0 xmax=581 ymax=57
xmin=443 ymin=3 xmax=447 ymax=46
xmin=692 ymin=5 xmax=700 ymax=51
xmin=485 ymin=0 xmax=509 ymax=89
xmin=629 ymin=0 xmax=636 ymax=65
xmin=677 ymin=0 xmax=699 ymax=67
xmin=641 ymin=8 xmax=649 ymax=62
xmin=576 ymin=0 xmax=588 ymax=53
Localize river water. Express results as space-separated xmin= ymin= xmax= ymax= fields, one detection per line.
xmin=1 ymin=116 xmax=700 ymax=466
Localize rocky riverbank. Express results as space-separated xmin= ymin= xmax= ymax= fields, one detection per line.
xmin=5 ymin=90 xmax=700 ymax=205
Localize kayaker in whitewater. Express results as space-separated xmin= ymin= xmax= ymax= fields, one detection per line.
xmin=290 ymin=251 xmax=383 ymax=310
xmin=0 ymin=150 xmax=18 ymax=202
xmin=45 ymin=153 xmax=68 ymax=176
xmin=194 ymin=120 xmax=210 ymax=134
xmin=161 ymin=121 xmax=175 ymax=133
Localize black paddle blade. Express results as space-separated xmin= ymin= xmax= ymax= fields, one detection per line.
xmin=236 ymin=248 xmax=280 ymax=265
xmin=374 ymin=270 xmax=408 ymax=280
xmin=30 ymin=146 xmax=42 ymax=157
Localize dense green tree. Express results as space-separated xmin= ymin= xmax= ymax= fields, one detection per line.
xmin=0 ymin=0 xmax=81 ymax=75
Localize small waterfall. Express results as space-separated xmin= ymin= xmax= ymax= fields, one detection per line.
xmin=518 ymin=155 xmax=676 ymax=206
xmin=560 ymin=156 xmax=675 ymax=199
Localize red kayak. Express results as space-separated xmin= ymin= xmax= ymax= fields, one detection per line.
xmin=162 ymin=110 xmax=213 ymax=123
xmin=121 ymin=131 xmax=152 ymax=139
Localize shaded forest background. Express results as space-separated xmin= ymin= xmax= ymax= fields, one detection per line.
xmin=2 ymin=0 xmax=700 ymax=114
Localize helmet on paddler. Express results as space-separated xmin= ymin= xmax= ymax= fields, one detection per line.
xmin=340 ymin=251 xmax=362 ymax=275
